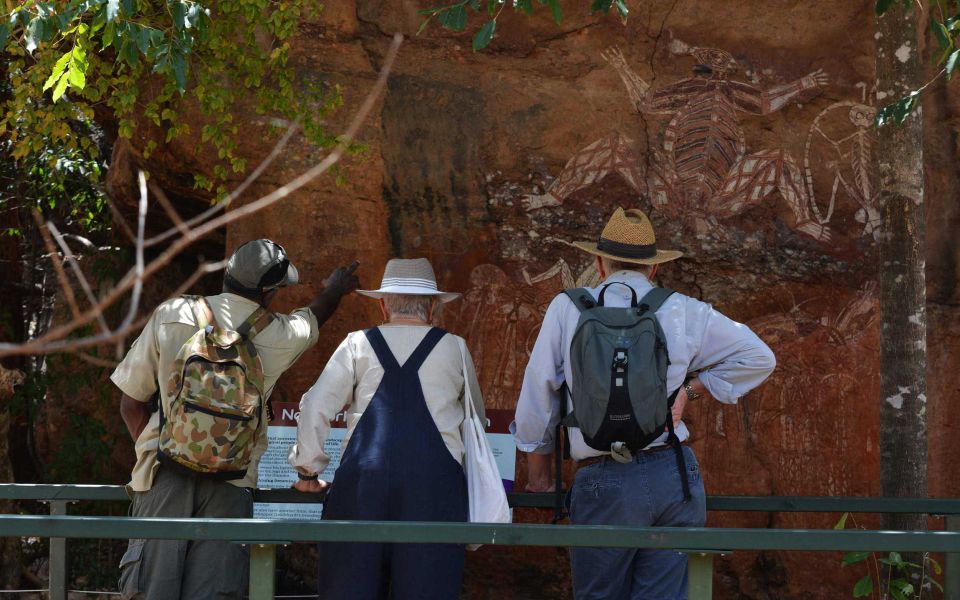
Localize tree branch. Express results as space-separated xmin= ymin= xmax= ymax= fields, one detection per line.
xmin=0 ymin=33 xmax=403 ymax=358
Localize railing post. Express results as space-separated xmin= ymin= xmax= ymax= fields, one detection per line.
xmin=687 ymin=552 xmax=714 ymax=599
xmin=248 ymin=543 xmax=277 ymax=600
xmin=947 ymin=516 xmax=960 ymax=600
xmin=47 ymin=500 xmax=69 ymax=600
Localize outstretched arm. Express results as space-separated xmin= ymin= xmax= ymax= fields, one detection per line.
xmin=308 ymin=261 xmax=360 ymax=326
xmin=601 ymin=46 xmax=650 ymax=113
xmin=735 ymin=69 xmax=829 ymax=115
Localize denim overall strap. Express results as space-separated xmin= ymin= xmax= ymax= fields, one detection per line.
xmin=362 ymin=326 xmax=402 ymax=372
xmin=398 ymin=326 xmax=448 ymax=372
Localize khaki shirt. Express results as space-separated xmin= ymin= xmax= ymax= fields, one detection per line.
xmin=111 ymin=293 xmax=319 ymax=491
xmin=288 ymin=325 xmax=486 ymax=476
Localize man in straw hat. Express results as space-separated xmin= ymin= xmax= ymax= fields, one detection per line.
xmin=290 ymin=257 xmax=486 ymax=600
xmin=513 ymin=208 xmax=775 ymax=599
xmin=113 ymin=239 xmax=359 ymax=600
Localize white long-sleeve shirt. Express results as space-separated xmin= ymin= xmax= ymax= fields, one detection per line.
xmin=511 ymin=270 xmax=776 ymax=460
xmin=288 ymin=325 xmax=486 ymax=476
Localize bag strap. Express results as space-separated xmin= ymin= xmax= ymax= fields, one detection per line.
xmin=187 ymin=296 xmax=216 ymax=330
xmin=562 ymin=288 xmax=596 ymax=313
xmin=597 ymin=282 xmax=638 ymax=307
xmin=638 ymin=287 xmax=675 ymax=314
xmin=664 ymin=385 xmax=692 ymax=502
xmin=237 ymin=306 xmax=275 ymax=340
xmin=553 ymin=382 xmax=570 ymax=524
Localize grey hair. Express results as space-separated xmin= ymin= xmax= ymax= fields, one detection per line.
xmin=382 ymin=293 xmax=436 ymax=322
xmin=600 ymin=257 xmax=654 ymax=276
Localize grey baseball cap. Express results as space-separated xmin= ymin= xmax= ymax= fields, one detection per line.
xmin=225 ymin=239 xmax=299 ymax=293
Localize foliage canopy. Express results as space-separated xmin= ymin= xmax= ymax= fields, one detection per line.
xmin=1 ymin=0 xmax=340 ymax=200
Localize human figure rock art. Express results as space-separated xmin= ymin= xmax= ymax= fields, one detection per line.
xmin=803 ymin=101 xmax=881 ymax=240
xmin=525 ymin=46 xmax=833 ymax=242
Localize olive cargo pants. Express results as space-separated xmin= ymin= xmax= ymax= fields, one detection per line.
xmin=118 ymin=467 xmax=253 ymax=600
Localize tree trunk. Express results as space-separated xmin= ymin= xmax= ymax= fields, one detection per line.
xmin=0 ymin=364 xmax=24 ymax=589
xmin=876 ymin=4 xmax=927 ymax=531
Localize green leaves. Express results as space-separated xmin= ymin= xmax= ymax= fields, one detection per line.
xmin=852 ymin=575 xmax=873 ymax=597
xmin=439 ymin=4 xmax=468 ymax=31
xmin=589 ymin=0 xmax=628 ymax=20
xmin=948 ymin=48 xmax=960 ymax=78
xmin=876 ymin=91 xmax=920 ymax=127
xmin=539 ymin=0 xmax=563 ymax=24
xmin=42 ymin=32 xmax=89 ymax=103
xmin=888 ymin=578 xmax=914 ymax=600
xmin=3 ymin=0 xmax=339 ymax=202
xmin=875 ymin=0 xmax=911 ymax=15
xmin=834 ymin=512 xmax=849 ymax=530
xmin=473 ymin=19 xmax=496 ymax=51
xmin=840 ymin=551 xmax=870 ymax=566
xmin=419 ymin=0 xmax=571 ymax=47
xmin=591 ymin=0 xmax=613 ymax=13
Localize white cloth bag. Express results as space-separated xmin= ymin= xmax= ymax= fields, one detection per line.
xmin=458 ymin=338 xmax=511 ymax=527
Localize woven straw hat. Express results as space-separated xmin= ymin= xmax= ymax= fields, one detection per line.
xmin=357 ymin=258 xmax=461 ymax=303
xmin=573 ymin=207 xmax=683 ymax=265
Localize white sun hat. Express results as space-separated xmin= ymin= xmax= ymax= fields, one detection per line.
xmin=357 ymin=258 xmax=461 ymax=303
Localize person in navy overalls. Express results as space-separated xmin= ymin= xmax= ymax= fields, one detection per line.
xmin=289 ymin=258 xmax=487 ymax=600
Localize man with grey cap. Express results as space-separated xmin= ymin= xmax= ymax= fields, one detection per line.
xmin=112 ymin=239 xmax=359 ymax=600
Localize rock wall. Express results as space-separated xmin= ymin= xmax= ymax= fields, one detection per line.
xmin=109 ymin=0 xmax=960 ymax=597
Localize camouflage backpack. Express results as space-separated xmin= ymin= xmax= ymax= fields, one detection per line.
xmin=159 ymin=296 xmax=274 ymax=479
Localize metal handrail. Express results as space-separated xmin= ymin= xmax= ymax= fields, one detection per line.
xmin=3 ymin=484 xmax=960 ymax=514
xmin=3 ymin=485 xmax=959 ymax=600
xmin=1 ymin=514 xmax=959 ymax=552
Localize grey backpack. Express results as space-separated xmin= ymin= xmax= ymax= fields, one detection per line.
xmin=563 ymin=282 xmax=690 ymax=499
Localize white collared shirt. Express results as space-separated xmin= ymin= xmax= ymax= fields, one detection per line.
xmin=510 ymin=270 xmax=776 ymax=460
xmin=288 ymin=325 xmax=486 ymax=476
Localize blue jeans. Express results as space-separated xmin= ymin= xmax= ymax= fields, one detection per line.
xmin=568 ymin=446 xmax=707 ymax=600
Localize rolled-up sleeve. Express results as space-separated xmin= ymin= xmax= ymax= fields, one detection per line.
xmin=288 ymin=335 xmax=356 ymax=476
xmin=110 ymin=310 xmax=160 ymax=402
xmin=688 ymin=302 xmax=776 ymax=403
xmin=511 ymin=295 xmax=566 ymax=455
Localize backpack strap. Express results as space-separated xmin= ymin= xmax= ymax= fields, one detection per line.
xmin=188 ymin=296 xmax=216 ymax=329
xmin=237 ymin=307 xmax=275 ymax=340
xmin=638 ymin=287 xmax=675 ymax=313
xmin=562 ymin=288 xmax=596 ymax=312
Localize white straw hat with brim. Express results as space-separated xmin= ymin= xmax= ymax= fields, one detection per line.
xmin=357 ymin=258 xmax=461 ymax=303
xmin=573 ymin=207 xmax=683 ymax=266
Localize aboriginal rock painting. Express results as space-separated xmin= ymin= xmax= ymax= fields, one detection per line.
xmin=524 ymin=46 xmax=835 ymax=242
xmin=455 ymin=44 xmax=882 ymax=413
xmin=803 ymin=100 xmax=881 ymax=241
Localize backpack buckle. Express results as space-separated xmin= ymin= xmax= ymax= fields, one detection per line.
xmin=613 ymin=350 xmax=628 ymax=370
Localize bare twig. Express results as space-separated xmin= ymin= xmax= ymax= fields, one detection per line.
xmin=144 ymin=117 xmax=302 ymax=248
xmin=46 ymin=221 xmax=110 ymax=334
xmin=0 ymin=33 xmax=402 ymax=359
xmin=0 ymin=258 xmax=229 ymax=355
xmin=103 ymin=194 xmax=137 ymax=244
xmin=117 ymin=171 xmax=148 ymax=334
xmin=149 ymin=181 xmax=188 ymax=236
xmin=31 ymin=210 xmax=82 ymax=322
xmin=67 ymin=350 xmax=119 ymax=369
